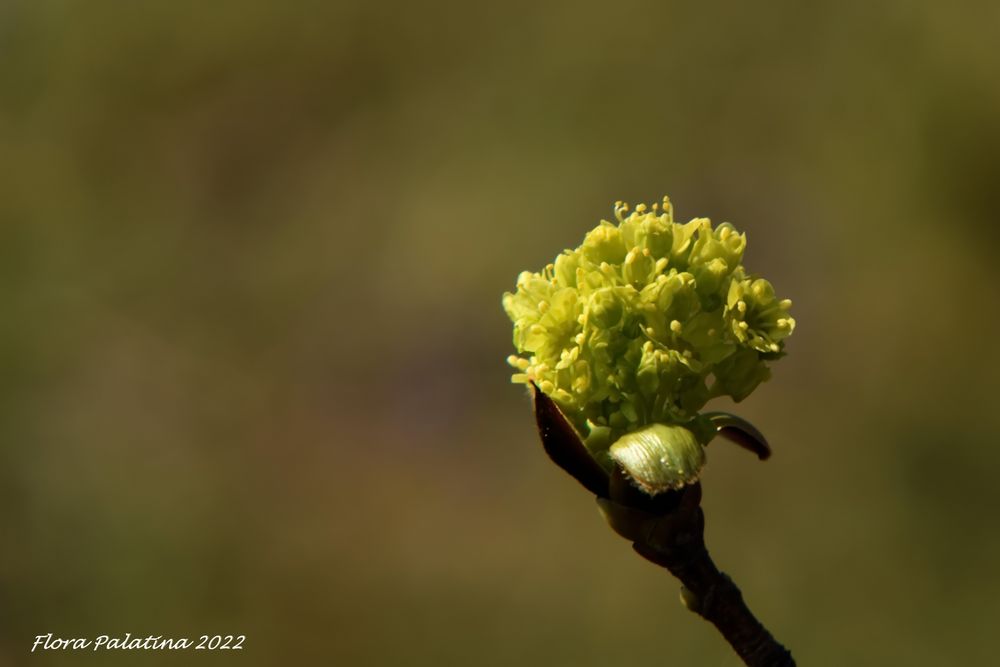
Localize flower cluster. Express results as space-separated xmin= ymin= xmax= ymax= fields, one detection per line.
xmin=502 ymin=197 xmax=794 ymax=464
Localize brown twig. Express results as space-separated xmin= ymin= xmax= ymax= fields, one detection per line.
xmin=532 ymin=385 xmax=795 ymax=666
xmin=625 ymin=484 xmax=795 ymax=667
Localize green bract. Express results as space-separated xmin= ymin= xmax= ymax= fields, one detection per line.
xmin=503 ymin=197 xmax=794 ymax=471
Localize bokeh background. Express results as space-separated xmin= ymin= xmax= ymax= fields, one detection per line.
xmin=3 ymin=1 xmax=999 ymax=665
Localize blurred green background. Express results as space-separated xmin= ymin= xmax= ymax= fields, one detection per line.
xmin=2 ymin=1 xmax=999 ymax=665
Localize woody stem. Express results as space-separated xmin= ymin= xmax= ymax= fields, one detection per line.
xmin=632 ymin=505 xmax=795 ymax=667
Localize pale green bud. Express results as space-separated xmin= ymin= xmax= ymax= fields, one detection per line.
xmin=609 ymin=423 xmax=706 ymax=495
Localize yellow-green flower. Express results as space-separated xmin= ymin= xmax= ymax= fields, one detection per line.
xmin=502 ymin=197 xmax=794 ymax=469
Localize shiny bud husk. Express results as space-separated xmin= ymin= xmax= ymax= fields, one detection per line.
xmin=609 ymin=423 xmax=706 ymax=495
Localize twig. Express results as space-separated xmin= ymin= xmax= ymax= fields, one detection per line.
xmin=626 ymin=484 xmax=795 ymax=667
xmin=532 ymin=385 xmax=795 ymax=666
